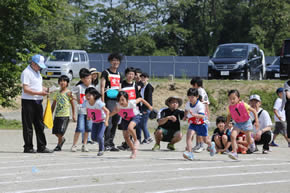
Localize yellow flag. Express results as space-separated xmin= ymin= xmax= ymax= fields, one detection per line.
xmin=43 ymin=98 xmax=53 ymax=129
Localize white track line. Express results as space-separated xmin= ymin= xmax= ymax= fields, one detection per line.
xmin=1 ymin=162 xmax=289 ymax=186
xmin=5 ymin=170 xmax=290 ymax=193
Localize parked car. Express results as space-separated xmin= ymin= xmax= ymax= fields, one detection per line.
xmin=208 ymin=43 xmax=265 ymax=80
xmin=280 ymin=39 xmax=290 ymax=79
xmin=266 ymin=57 xmax=280 ymax=79
xmin=43 ymin=50 xmax=90 ymax=80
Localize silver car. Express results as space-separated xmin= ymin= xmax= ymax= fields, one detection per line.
xmin=43 ymin=50 xmax=90 ymax=80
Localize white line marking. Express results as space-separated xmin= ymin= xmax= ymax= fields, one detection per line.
xmin=1 ymin=162 xmax=289 ymax=186
xmin=5 ymin=171 xmax=290 ymax=193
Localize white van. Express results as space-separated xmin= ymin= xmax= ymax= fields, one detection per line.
xmin=44 ymin=50 xmax=90 ymax=80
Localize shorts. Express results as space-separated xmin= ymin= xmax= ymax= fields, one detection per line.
xmin=118 ymin=114 xmax=142 ymax=131
xmin=188 ymin=124 xmax=208 ymax=136
xmin=234 ymin=119 xmax=253 ymax=132
xmin=52 ymin=117 xmax=69 ymax=135
xmin=75 ymin=114 xmax=92 ymax=133
xmin=274 ymin=122 xmax=287 ymax=135
xmin=155 ymin=127 xmax=180 ymax=142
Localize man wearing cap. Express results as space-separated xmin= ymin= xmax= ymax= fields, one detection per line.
xmin=21 ymin=54 xmax=53 ymax=153
xmin=152 ymin=96 xmax=184 ymax=151
xmin=249 ymin=94 xmax=273 ymax=154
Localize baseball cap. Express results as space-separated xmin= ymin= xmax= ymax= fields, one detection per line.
xmin=31 ymin=54 xmax=46 ymax=69
xmin=249 ymin=94 xmax=261 ymax=102
xmin=276 ymin=87 xmax=283 ymax=94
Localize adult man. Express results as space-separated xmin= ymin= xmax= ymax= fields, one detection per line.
xmin=21 ymin=54 xmax=53 ymax=153
xmin=152 ymin=96 xmax=184 ymax=151
xmin=249 ymin=94 xmax=273 ymax=154
xmin=100 ymin=53 xmax=122 ymax=151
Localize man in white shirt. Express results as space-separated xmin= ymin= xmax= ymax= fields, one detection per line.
xmin=21 ymin=54 xmax=53 ymax=153
xmin=249 ymin=94 xmax=273 ymax=154
xmin=271 ymin=88 xmax=288 ymax=146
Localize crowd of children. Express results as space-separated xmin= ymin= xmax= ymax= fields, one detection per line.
xmin=44 ymin=53 xmax=290 ymax=160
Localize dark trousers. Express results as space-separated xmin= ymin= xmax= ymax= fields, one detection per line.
xmin=21 ymin=99 xmax=47 ymax=150
xmin=255 ymin=131 xmax=272 ymax=150
xmin=104 ymin=99 xmax=119 ymax=147
xmin=286 ymin=109 xmax=290 ymax=139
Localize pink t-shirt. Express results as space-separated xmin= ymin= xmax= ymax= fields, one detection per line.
xmin=228 ymin=102 xmax=250 ymax=123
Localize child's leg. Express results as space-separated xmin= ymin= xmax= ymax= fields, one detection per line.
xmin=56 ymin=134 xmax=63 ymax=145
xmin=154 ymin=129 xmax=163 ymax=145
xmin=96 ymin=123 xmax=106 ymax=152
xmin=230 ymin=129 xmax=239 ymax=153
xmin=72 ymin=132 xmax=81 ymax=146
xmin=214 ymin=135 xmax=222 ymax=149
xmin=202 ymin=136 xmax=211 ymax=147
xmin=128 ymin=121 xmax=138 ymax=143
xmin=186 ymin=130 xmax=195 ymax=152
xmin=221 ymin=135 xmax=228 ymax=147
xmin=83 ymin=132 xmax=89 ymax=145
xmin=245 ymin=131 xmax=254 ymax=147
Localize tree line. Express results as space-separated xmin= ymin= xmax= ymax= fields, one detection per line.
xmin=0 ymin=0 xmax=289 ymax=107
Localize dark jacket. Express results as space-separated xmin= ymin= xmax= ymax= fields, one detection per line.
xmin=141 ymin=83 xmax=154 ymax=112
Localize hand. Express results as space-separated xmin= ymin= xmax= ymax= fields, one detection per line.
xmin=72 ymin=115 xmax=77 ymax=122
xmin=254 ymin=122 xmax=259 ymax=130
xmin=182 ymin=116 xmax=187 ymax=121
xmin=168 ymin=116 xmax=177 ymax=122
xmin=39 ymin=90 xmax=49 ymax=96
xmin=105 ymin=121 xmax=109 ymax=127
xmin=254 ymin=130 xmax=262 ymax=141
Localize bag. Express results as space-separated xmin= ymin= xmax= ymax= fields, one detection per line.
xmin=106 ymin=89 xmax=119 ymax=99
xmin=149 ymin=109 xmax=158 ymax=119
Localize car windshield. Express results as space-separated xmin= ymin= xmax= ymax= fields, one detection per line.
xmin=272 ymin=57 xmax=280 ymax=66
xmin=50 ymin=52 xmax=72 ymax=62
xmin=213 ymin=45 xmax=248 ymax=58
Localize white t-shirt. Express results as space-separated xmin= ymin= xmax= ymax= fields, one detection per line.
xmin=250 ymin=108 xmax=272 ymax=132
xmin=198 ymin=87 xmax=210 ymax=104
xmin=185 ymin=100 xmax=205 ymax=124
xmin=85 ymin=99 xmax=106 ymax=121
xmin=71 ymin=84 xmax=94 ymax=114
xmin=21 ymin=65 xmax=43 ymax=100
xmin=273 ymin=98 xmax=286 ymax=122
xmin=117 ymin=100 xmax=140 ymax=116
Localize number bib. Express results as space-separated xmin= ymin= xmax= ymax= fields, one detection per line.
xmin=79 ymin=93 xmax=86 ymax=104
xmin=188 ymin=117 xmax=204 ymax=125
xmin=118 ymin=108 xmax=135 ymax=121
xmin=122 ymin=87 xmax=136 ymax=100
xmin=87 ymin=109 xmax=103 ymax=123
xmin=108 ymin=74 xmax=120 ymax=89
xmin=229 ymin=102 xmax=250 ymax=123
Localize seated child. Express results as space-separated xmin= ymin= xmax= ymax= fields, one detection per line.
xmin=211 ymin=116 xmax=231 ymax=154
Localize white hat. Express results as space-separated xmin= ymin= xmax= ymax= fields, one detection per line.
xmin=249 ymin=94 xmax=261 ymax=102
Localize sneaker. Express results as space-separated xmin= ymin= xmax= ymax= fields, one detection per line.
xmin=152 ymin=144 xmax=160 ymax=151
xmin=183 ymin=151 xmax=194 ymax=161
xmin=87 ymin=140 xmax=95 ymax=144
xmin=228 ymin=152 xmax=238 ymax=160
xmin=81 ymin=145 xmax=89 ymax=152
xmin=269 ymin=141 xmax=279 ymax=147
xmin=97 ymin=151 xmax=104 ymax=156
xmin=117 ymin=142 xmax=129 ymax=151
xmin=262 ymin=149 xmax=269 ymax=154
xmin=104 ymin=146 xmax=111 ymax=151
xmin=209 ymin=142 xmax=216 ymax=156
xmin=71 ymin=145 xmax=77 ymax=152
xmin=37 ymin=148 xmax=54 ymax=153
xmin=167 ymin=143 xmax=176 ymax=151
xmin=59 ymin=137 xmax=66 ymax=148
xmin=54 ymin=145 xmax=61 ymax=151
xmin=249 ymin=142 xmax=256 ymax=153
xmin=192 ymin=144 xmax=200 ymax=151
xmin=130 ymin=149 xmax=137 ymax=159
xmin=141 ymin=137 xmax=154 ymax=144
xmin=110 ymin=146 xmax=120 ymax=152
xmin=134 ymin=140 xmax=140 ymax=149
xmin=23 ymin=148 xmax=36 ymax=153
xmin=194 ymin=146 xmax=205 ymax=153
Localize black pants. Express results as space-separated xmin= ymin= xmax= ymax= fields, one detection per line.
xmin=21 ymin=99 xmax=47 ymax=151
xmin=255 ymin=131 xmax=272 ymax=150
xmin=286 ymin=109 xmax=290 ymax=139
xmin=104 ymin=99 xmax=119 ymax=147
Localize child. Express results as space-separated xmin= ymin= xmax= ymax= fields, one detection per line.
xmin=51 ymin=75 xmax=76 ymax=151
xmin=190 ymin=77 xmax=210 ymax=153
xmin=137 ymin=72 xmax=154 ymax=144
xmin=236 ymin=132 xmax=248 ymax=154
xmin=226 ymin=89 xmax=259 ymax=160
xmin=110 ymin=91 xmax=153 ymax=159
xmin=85 ymin=87 xmax=109 ymax=156
xmin=211 ymin=116 xmax=231 ymax=154
xmin=271 ymin=87 xmax=288 ymax=146
xmin=71 ymin=68 xmax=93 ymax=152
xmin=183 ymin=88 xmax=216 ymax=161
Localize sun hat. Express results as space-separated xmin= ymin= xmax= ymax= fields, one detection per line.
xmin=32 ymin=54 xmax=46 ymax=69
xmin=249 ymin=94 xmax=261 ymax=102
xmin=165 ymin=96 xmax=183 ymax=107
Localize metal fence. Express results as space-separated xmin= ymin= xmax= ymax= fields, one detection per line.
xmin=88 ymin=53 xmax=277 ymax=78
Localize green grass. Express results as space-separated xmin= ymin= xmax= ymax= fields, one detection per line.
xmin=0 ymin=118 xmax=22 ymax=130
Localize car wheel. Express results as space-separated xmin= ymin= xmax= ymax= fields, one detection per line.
xmin=68 ymin=72 xmax=73 ymax=81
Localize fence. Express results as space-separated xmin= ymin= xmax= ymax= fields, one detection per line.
xmin=88 ymin=53 xmax=277 ymax=78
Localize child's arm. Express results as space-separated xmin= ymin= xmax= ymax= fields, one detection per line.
xmin=189 ymin=110 xmax=205 ymax=119
xmin=69 ymin=92 xmax=76 ymax=122
xmin=225 ymin=113 xmax=231 ymax=129
xmin=87 ymin=109 xmax=91 ymax=120
xmin=183 ymin=110 xmax=188 ymax=121
xmin=51 ymin=100 xmax=56 ymax=114
xmin=102 ymin=106 xmax=110 ymax=127
xmin=248 ymin=107 xmax=259 ymax=130
xmin=100 ymin=77 xmax=106 ymax=102
xmin=273 ymin=109 xmax=282 ymax=121
xmin=136 ymin=98 xmax=153 ymax=111
xmin=109 ymin=106 xmax=120 ymax=117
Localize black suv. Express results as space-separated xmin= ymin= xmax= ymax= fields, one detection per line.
xmin=208 ymin=43 xmax=264 ymax=80
xmin=280 ymin=39 xmax=290 ymax=79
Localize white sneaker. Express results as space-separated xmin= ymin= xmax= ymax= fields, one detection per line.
xmin=194 ymin=146 xmax=205 ymax=153
xmin=71 ymin=145 xmax=77 ymax=152
xmin=192 ymin=144 xmax=200 ymax=151
xmin=81 ymin=145 xmax=89 ymax=152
